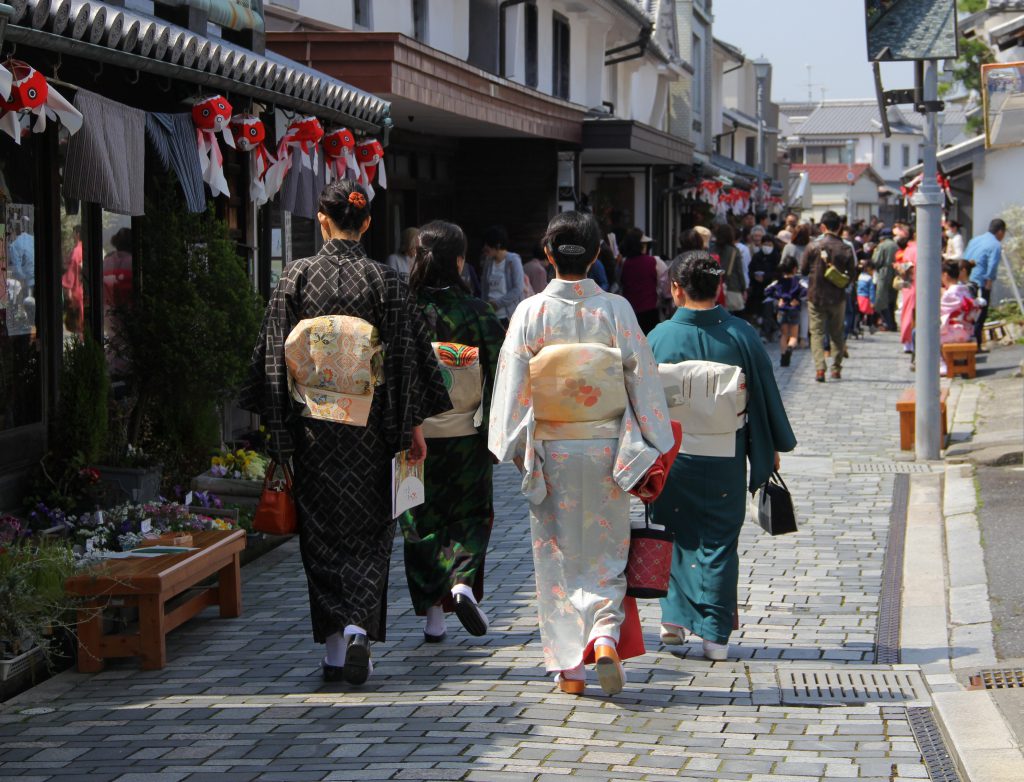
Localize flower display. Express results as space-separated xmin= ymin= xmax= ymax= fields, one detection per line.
xmin=209 ymin=447 xmax=268 ymax=481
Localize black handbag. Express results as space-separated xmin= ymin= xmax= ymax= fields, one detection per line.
xmin=756 ymin=471 xmax=797 ymax=535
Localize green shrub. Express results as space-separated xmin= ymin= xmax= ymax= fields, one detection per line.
xmin=55 ymin=336 xmax=109 ymax=465
xmin=0 ymin=540 xmax=78 ymax=661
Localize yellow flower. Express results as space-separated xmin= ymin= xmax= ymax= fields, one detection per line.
xmin=211 ymin=456 xmax=223 ymax=467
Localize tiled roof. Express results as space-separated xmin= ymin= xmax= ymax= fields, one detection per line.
xmin=791 ymin=163 xmax=884 ymax=185
xmin=5 ymin=0 xmax=390 ymax=132
xmin=793 ymin=100 xmax=922 ymax=136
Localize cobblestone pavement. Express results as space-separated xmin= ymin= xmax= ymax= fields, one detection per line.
xmin=0 ymin=334 xmax=938 ymax=782
xmin=867 ymin=0 xmax=957 ymax=61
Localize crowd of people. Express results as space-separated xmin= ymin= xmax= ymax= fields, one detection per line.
xmin=243 ymin=175 xmax=1008 ymax=696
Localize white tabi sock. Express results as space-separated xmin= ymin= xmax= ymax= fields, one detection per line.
xmin=425 ymin=605 xmax=446 ymax=636
xmin=451 ymin=583 xmax=477 ymax=603
xmin=554 ymin=662 xmax=585 ymax=682
xmin=343 ymin=624 xmax=367 ymax=638
xmin=593 ymin=635 xmax=617 ymax=650
xmin=324 ymin=631 xmax=347 ymax=667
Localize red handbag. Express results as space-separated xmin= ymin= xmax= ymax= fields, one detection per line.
xmin=625 ymin=421 xmax=683 ymax=599
xmin=252 ymin=461 xmax=298 ymax=535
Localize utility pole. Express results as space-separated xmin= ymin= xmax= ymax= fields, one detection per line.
xmin=914 ymin=61 xmax=943 ymax=461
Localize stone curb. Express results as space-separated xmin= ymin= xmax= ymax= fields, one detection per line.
xmin=908 ymin=461 xmax=1024 ymax=782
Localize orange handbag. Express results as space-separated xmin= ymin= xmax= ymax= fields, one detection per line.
xmin=252 ymin=461 xmax=298 ymax=535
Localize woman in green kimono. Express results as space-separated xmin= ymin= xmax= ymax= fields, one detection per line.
xmin=402 ymin=221 xmax=506 ymax=642
xmin=648 ymin=251 xmax=797 ymax=660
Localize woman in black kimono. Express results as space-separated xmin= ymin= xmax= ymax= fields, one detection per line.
xmin=241 ymin=180 xmax=451 ymax=685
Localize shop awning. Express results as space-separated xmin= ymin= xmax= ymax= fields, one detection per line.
xmin=581 ymin=118 xmax=694 ymax=166
xmin=5 ymin=4 xmax=390 ymax=133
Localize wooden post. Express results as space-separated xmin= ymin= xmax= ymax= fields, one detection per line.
xmin=218 ymin=552 xmax=242 ymax=618
xmin=138 ymin=595 xmax=167 ymax=670
xmin=76 ymin=601 xmax=105 ymax=673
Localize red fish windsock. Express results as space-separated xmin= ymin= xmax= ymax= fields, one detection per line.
xmin=192 ymin=95 xmax=235 ymax=198
xmin=323 ymin=127 xmax=358 ymax=184
xmin=265 ymin=116 xmax=324 ymax=197
xmin=355 ymin=139 xmax=386 ymax=200
xmin=230 ymin=113 xmax=278 ymax=206
xmin=0 ymin=60 xmax=83 ymax=144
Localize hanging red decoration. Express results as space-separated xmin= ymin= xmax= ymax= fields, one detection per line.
xmin=323 ymin=128 xmax=358 ymax=184
xmin=0 ymin=60 xmax=83 ymax=143
xmin=192 ymin=95 xmax=235 ymax=198
xmin=355 ymin=138 xmax=387 ymax=200
xmin=230 ymin=113 xmax=278 ymax=206
xmin=265 ymin=116 xmax=324 ymax=197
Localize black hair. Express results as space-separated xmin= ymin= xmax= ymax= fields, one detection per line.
xmin=669 ymin=250 xmax=724 ymax=303
xmin=713 ymin=222 xmax=735 ymax=249
xmin=482 ymin=225 xmax=509 ymax=250
xmin=946 ymin=220 xmax=961 ymax=230
xmin=678 ymin=228 xmax=705 ymax=253
xmin=620 ymin=227 xmax=645 ymax=259
xmin=820 ymin=210 xmax=842 ymax=232
xmin=990 ymin=218 xmax=1007 ymax=234
xmin=110 ymin=227 xmax=132 ymax=253
xmin=779 ymin=256 xmax=799 ymax=275
xmin=318 ymin=179 xmax=372 ymax=232
xmin=942 ymin=260 xmax=961 ymax=280
xmin=408 ymin=220 xmax=470 ymax=296
xmin=542 ymin=211 xmax=600 ymax=276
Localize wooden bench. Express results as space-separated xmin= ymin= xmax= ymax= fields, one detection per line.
xmin=896 ymin=387 xmax=949 ymax=451
xmin=982 ymin=320 xmax=1007 ymax=344
xmin=942 ymin=342 xmax=978 ymax=379
xmin=65 ymin=529 xmax=245 ymax=672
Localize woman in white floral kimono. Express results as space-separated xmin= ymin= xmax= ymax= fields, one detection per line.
xmin=489 ymin=211 xmax=674 ymax=696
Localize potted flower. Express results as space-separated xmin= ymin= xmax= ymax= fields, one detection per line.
xmin=0 ymin=533 xmax=78 ymax=682
xmin=190 ymin=446 xmax=268 ymax=507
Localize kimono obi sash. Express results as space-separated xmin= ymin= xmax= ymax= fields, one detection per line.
xmin=529 ymin=343 xmax=627 ymax=441
xmin=284 ymin=315 xmax=383 ymax=427
xmin=421 ymin=342 xmax=483 ymax=439
xmin=658 ymin=360 xmax=747 ymax=457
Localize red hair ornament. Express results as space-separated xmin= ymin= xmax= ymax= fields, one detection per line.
xmin=323 ymin=128 xmax=358 ymax=184
xmin=229 ymin=114 xmax=278 ymax=206
xmin=0 ymin=60 xmax=83 ymax=144
xmin=355 ymin=139 xmax=387 ymax=200
xmin=192 ymin=95 xmax=235 ymax=198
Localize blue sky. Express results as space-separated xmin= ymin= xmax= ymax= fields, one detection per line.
xmin=713 ymin=0 xmax=917 ymax=102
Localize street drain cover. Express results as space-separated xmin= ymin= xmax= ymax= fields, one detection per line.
xmin=779 ymin=668 xmax=930 ymax=705
xmin=968 ymin=668 xmax=1024 ymax=689
xmin=843 ymin=462 xmax=935 ymax=474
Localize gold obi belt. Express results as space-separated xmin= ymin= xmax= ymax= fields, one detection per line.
xmin=284 ymin=315 xmax=383 ymax=427
xmin=658 ymin=360 xmax=747 ymax=457
xmin=529 ymin=343 xmax=627 ymax=441
xmin=421 ymin=342 xmax=484 ymax=439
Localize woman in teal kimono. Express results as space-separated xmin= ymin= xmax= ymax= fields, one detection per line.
xmin=648 ymin=251 xmax=796 ymax=660
xmin=403 ymin=221 xmax=506 ymax=642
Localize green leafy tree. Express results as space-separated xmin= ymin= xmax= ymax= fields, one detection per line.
xmin=115 ymin=178 xmax=263 ymax=482
xmin=939 ymin=1 xmax=995 ymax=134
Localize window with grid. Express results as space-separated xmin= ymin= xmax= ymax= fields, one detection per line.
xmin=902 ymin=144 xmax=910 ymax=168
xmin=552 ymin=13 xmax=570 ymax=100
xmin=882 ymin=143 xmax=891 ymax=167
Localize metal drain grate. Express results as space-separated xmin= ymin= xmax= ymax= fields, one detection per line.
xmin=779 ymin=668 xmax=930 ymax=705
xmin=843 ymin=462 xmax=935 ymax=474
xmin=968 ymin=668 xmax=1024 ymax=689
xmin=907 ymin=706 xmax=962 ymax=782
xmin=876 ymin=473 xmax=910 ymax=664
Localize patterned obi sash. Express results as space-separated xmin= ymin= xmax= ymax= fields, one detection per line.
xmin=658 ymin=360 xmax=747 ymax=457
xmin=529 ymin=343 xmax=627 ymax=441
xmin=421 ymin=342 xmax=483 ymax=439
xmin=284 ymin=315 xmax=383 ymax=426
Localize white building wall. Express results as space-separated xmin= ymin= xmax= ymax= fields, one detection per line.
xmin=426 ymin=0 xmax=470 ymax=59
xmin=371 ymin=1 xmax=413 ymax=36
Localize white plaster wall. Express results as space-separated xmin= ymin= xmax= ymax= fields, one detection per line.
xmin=428 ymin=0 xmax=470 ymax=59
xmin=973 ymin=145 xmax=1024 ymax=231
xmin=293 ymin=0 xmax=350 ymax=28
xmin=372 ymin=1 xmax=413 ymax=35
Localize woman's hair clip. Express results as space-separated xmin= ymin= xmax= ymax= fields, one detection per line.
xmin=557 ymin=244 xmax=586 ymax=256
xmin=703 ymin=266 xmax=726 ymax=276
xmin=347 ymin=191 xmax=368 ymax=209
